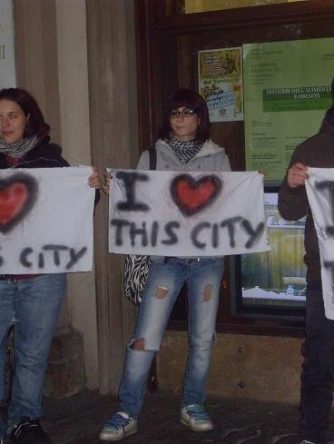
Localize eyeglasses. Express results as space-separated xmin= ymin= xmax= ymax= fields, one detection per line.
xmin=169 ymin=108 xmax=196 ymax=119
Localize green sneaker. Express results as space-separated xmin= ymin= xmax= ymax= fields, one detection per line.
xmin=99 ymin=412 xmax=137 ymax=441
xmin=180 ymin=404 xmax=214 ymax=432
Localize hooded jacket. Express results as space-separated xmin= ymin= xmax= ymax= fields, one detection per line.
xmin=278 ymin=106 xmax=334 ymax=288
xmin=137 ymin=138 xmax=231 ymax=172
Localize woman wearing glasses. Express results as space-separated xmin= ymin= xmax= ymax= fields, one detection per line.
xmin=100 ymin=88 xmax=231 ymax=441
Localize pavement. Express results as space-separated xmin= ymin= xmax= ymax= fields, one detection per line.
xmin=39 ymin=390 xmax=334 ymax=444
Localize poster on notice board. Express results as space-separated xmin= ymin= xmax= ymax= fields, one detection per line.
xmin=198 ymin=47 xmax=243 ymax=123
xmin=243 ymin=37 xmax=334 ymax=182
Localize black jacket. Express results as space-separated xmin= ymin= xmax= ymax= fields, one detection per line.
xmin=0 ymin=139 xmax=100 ymax=205
xmin=278 ymin=106 xmax=334 ymax=288
xmin=0 ymin=139 xmax=69 ymax=169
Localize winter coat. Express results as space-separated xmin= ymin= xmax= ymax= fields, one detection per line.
xmin=137 ymin=138 xmax=231 ymax=172
xmin=0 ymin=138 xmax=69 ymax=169
xmin=278 ymin=106 xmax=334 ymax=288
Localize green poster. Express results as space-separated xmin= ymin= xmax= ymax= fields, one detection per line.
xmin=243 ymin=38 xmax=334 ymax=182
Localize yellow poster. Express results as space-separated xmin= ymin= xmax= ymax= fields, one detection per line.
xmin=198 ymin=47 xmax=243 ymax=122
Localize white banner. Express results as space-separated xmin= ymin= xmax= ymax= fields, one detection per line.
xmin=109 ymin=170 xmax=269 ymax=257
xmin=306 ymin=168 xmax=334 ymax=319
xmin=0 ymin=167 xmax=95 ymax=274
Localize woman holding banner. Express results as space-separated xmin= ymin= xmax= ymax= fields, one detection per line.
xmin=101 ymin=88 xmax=231 ymax=441
xmin=0 ymin=87 xmax=99 ymax=444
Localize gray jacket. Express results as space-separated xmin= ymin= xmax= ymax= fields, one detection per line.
xmin=137 ymin=138 xmax=231 ymax=172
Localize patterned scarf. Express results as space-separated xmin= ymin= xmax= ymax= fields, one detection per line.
xmin=0 ymin=135 xmax=39 ymax=159
xmin=167 ymin=137 xmax=204 ymax=164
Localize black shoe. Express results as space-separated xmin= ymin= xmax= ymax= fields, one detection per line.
xmin=9 ymin=417 xmax=52 ymax=444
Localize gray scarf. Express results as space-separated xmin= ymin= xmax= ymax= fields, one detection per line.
xmin=0 ymin=135 xmax=39 ymax=159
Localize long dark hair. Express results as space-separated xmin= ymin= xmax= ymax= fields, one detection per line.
xmin=159 ymin=88 xmax=210 ymax=143
xmin=0 ymin=88 xmax=50 ymax=139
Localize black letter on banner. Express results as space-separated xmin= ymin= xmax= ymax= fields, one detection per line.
xmin=116 ymin=171 xmax=150 ymax=211
xmin=212 ymin=223 xmax=219 ymax=248
xmin=315 ymin=181 xmax=334 ymax=236
xmin=242 ymin=220 xmax=265 ymax=249
xmin=20 ymin=247 xmax=33 ymax=267
xmin=66 ymin=247 xmax=88 ymax=270
xmin=43 ymin=245 xmax=68 ymax=266
xmin=191 ymin=222 xmax=210 ymax=249
xmin=0 ymin=247 xmax=4 ymax=267
xmin=324 ymin=261 xmax=334 ymax=301
xmin=38 ymin=253 xmax=44 ymax=269
xmin=324 ymin=261 xmax=334 ymax=275
xmin=221 ymin=217 xmax=242 ymax=248
xmin=162 ymin=221 xmax=180 ymax=245
xmin=151 ymin=221 xmax=159 ymax=247
xmin=110 ymin=219 xmax=130 ymax=246
xmin=130 ymin=222 xmax=148 ymax=247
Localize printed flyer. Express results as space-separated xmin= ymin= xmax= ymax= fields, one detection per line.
xmin=243 ymin=37 xmax=334 ymax=181
xmin=198 ymin=47 xmax=243 ymax=122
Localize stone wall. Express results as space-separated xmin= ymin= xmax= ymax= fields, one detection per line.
xmin=159 ymin=331 xmax=302 ymax=404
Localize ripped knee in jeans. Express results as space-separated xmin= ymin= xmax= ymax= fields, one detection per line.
xmin=154 ymin=286 xmax=168 ymax=299
xmin=129 ymin=337 xmax=146 ymax=351
xmin=202 ymin=284 xmax=213 ymax=301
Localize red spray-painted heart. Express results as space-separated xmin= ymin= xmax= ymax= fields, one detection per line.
xmin=0 ymin=173 xmax=38 ymax=233
xmin=170 ymin=174 xmax=222 ymax=216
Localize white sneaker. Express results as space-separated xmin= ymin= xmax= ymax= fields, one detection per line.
xmin=99 ymin=411 xmax=138 ymax=441
xmin=180 ymin=404 xmax=214 ymax=432
xmin=300 ymin=441 xmax=316 ymax=444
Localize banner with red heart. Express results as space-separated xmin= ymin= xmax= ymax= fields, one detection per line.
xmin=170 ymin=173 xmax=222 ymax=216
xmin=0 ymin=173 xmax=38 ymax=233
xmin=0 ymin=167 xmax=95 ymax=274
xmin=109 ymin=169 xmax=268 ymax=257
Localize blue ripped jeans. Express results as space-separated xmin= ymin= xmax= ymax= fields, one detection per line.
xmin=0 ymin=274 xmax=66 ymax=436
xmin=118 ymin=257 xmax=224 ymax=418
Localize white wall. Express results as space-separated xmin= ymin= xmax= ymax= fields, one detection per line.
xmin=55 ymin=0 xmax=98 ymax=389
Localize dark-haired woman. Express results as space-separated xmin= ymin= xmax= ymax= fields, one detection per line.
xmin=0 ymin=88 xmax=99 ymax=444
xmin=100 ymin=89 xmax=230 ymax=441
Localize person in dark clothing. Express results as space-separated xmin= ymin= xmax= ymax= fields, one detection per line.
xmin=0 ymin=88 xmax=99 ymax=444
xmin=278 ymin=78 xmax=334 ymax=444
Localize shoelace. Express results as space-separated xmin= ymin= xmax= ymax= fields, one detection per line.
xmin=12 ymin=419 xmax=40 ymax=437
xmin=105 ymin=413 xmax=130 ymax=429
xmin=186 ymin=404 xmax=209 ymax=420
